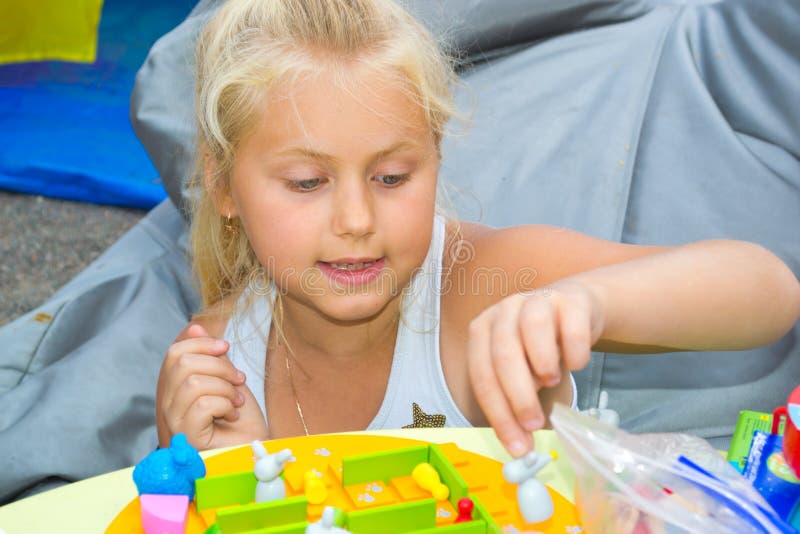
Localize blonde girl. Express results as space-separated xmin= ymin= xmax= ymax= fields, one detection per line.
xmin=156 ymin=0 xmax=800 ymax=457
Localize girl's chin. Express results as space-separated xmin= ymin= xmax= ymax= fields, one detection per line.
xmin=315 ymin=293 xmax=400 ymax=323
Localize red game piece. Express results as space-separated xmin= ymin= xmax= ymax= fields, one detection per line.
xmin=455 ymin=497 xmax=474 ymax=523
xmin=777 ymin=385 xmax=800 ymax=477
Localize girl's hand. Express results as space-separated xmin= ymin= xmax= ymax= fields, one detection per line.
xmin=466 ymin=280 xmax=605 ymax=457
xmin=156 ymin=324 xmax=268 ymax=450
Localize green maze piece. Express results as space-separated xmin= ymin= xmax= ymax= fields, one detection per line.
xmin=411 ymin=520 xmax=487 ymax=534
xmin=195 ymin=471 xmax=256 ymax=511
xmin=237 ymin=506 xmax=347 ymax=533
xmin=342 ymin=445 xmax=429 ymax=485
xmin=347 ymin=498 xmax=436 ymax=533
xmin=469 ymin=494 xmax=503 ymax=534
xmin=237 ymin=522 xmax=308 ymax=534
xmin=216 ymin=496 xmax=308 ymax=533
xmin=428 ymin=444 xmax=469 ymax=507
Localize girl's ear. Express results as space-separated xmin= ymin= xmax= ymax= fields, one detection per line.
xmin=203 ymin=150 xmax=238 ymax=218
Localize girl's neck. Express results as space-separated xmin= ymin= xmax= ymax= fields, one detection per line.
xmin=274 ymin=293 xmax=402 ymax=367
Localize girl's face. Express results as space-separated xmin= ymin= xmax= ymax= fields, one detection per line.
xmin=225 ymin=65 xmax=440 ymax=323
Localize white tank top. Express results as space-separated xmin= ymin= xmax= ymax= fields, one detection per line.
xmin=223 ymin=215 xmax=576 ymax=431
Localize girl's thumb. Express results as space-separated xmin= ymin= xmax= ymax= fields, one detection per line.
xmin=186 ymin=323 xmax=210 ymax=339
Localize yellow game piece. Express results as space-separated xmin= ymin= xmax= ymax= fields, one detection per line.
xmin=304 ymin=470 xmax=328 ymax=505
xmin=411 ymin=462 xmax=449 ymax=501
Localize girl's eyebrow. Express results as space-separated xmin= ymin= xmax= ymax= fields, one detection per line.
xmin=274 ymin=141 xmax=420 ymax=164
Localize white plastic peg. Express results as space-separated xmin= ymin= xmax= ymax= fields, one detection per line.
xmin=502 ymin=451 xmax=554 ymax=523
xmin=252 ymin=440 xmax=292 ymax=503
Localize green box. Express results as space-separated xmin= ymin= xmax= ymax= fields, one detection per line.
xmin=428 ymin=444 xmax=469 ymax=508
xmin=469 ymin=494 xmax=503 ymax=534
xmin=727 ymin=410 xmax=774 ymax=472
xmin=196 ymin=471 xmax=256 ymax=511
xmin=410 ymin=520 xmax=487 ymax=533
xmin=342 ymin=445 xmax=429 ymax=485
xmin=347 ymin=498 xmax=436 ymax=533
xmin=216 ymin=496 xmax=308 ymax=533
xmin=238 ymin=522 xmax=308 ymax=534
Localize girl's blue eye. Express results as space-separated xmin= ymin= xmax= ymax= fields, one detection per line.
xmin=290 ymin=178 xmax=323 ymax=191
xmin=375 ymin=174 xmax=408 ymax=186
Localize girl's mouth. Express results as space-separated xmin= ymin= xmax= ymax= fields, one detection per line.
xmin=328 ymin=260 xmax=377 ymax=270
xmin=317 ymin=257 xmax=385 ymax=286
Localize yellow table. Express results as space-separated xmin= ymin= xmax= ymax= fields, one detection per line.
xmin=0 ymin=428 xmax=574 ymax=534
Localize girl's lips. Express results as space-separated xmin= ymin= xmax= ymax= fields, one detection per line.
xmin=317 ymin=257 xmax=385 ymax=287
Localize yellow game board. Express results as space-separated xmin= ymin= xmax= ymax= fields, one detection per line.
xmin=107 ymin=434 xmax=581 ymax=533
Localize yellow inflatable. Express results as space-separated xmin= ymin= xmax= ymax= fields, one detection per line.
xmin=0 ymin=0 xmax=103 ymax=64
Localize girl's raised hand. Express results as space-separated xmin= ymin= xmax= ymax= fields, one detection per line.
xmin=156 ymin=323 xmax=268 ymax=450
xmin=466 ymin=280 xmax=605 ymax=457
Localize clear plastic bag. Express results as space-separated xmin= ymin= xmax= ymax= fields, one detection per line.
xmin=550 ymin=403 xmax=795 ymax=533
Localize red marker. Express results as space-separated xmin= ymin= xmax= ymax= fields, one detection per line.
xmin=455 ymin=497 xmax=473 ymax=523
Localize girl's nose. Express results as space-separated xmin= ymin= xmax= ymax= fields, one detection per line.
xmin=331 ymin=179 xmax=375 ymax=238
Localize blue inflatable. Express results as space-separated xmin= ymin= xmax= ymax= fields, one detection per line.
xmin=0 ymin=0 xmax=195 ymax=209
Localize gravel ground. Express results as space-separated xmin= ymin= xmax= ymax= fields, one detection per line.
xmin=0 ymin=191 xmax=147 ymax=327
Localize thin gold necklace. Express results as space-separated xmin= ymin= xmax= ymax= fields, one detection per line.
xmin=284 ymin=351 xmax=310 ymax=436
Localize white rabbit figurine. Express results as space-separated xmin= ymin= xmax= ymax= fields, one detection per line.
xmin=502 ymin=451 xmax=554 ymax=524
xmin=251 ymin=440 xmax=293 ymax=503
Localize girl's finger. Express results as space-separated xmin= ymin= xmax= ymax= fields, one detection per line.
xmin=555 ymin=295 xmax=593 ymax=371
xmin=185 ymin=323 xmax=211 ymax=339
xmin=488 ymin=297 xmax=545 ymax=434
xmin=161 ymin=352 xmax=245 ymax=406
xmin=164 ymin=337 xmax=229 ymax=371
xmin=168 ymin=374 xmax=244 ymax=424
xmin=468 ymin=311 xmax=532 ymax=458
xmin=518 ymin=296 xmax=561 ymax=386
xmin=180 ymin=395 xmax=240 ymax=444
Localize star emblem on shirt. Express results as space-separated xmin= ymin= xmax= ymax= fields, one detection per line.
xmin=402 ymin=402 xmax=446 ymax=428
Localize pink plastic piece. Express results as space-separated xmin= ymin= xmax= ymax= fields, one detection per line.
xmin=140 ymin=493 xmax=189 ymax=534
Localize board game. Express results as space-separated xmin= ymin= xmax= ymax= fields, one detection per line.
xmin=107 ymin=433 xmax=582 ymax=533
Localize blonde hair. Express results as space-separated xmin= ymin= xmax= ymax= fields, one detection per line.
xmin=189 ymin=0 xmax=460 ymax=316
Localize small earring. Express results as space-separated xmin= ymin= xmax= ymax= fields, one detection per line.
xmin=224 ymin=213 xmax=236 ymax=234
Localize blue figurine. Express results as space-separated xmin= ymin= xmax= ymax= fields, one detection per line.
xmin=133 ymin=433 xmax=206 ymax=500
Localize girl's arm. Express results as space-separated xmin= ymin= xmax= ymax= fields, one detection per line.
xmin=569 ymin=239 xmax=800 ymax=352
xmin=458 ymin=224 xmax=800 ymax=352
xmin=453 ymin=223 xmax=800 ymax=456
